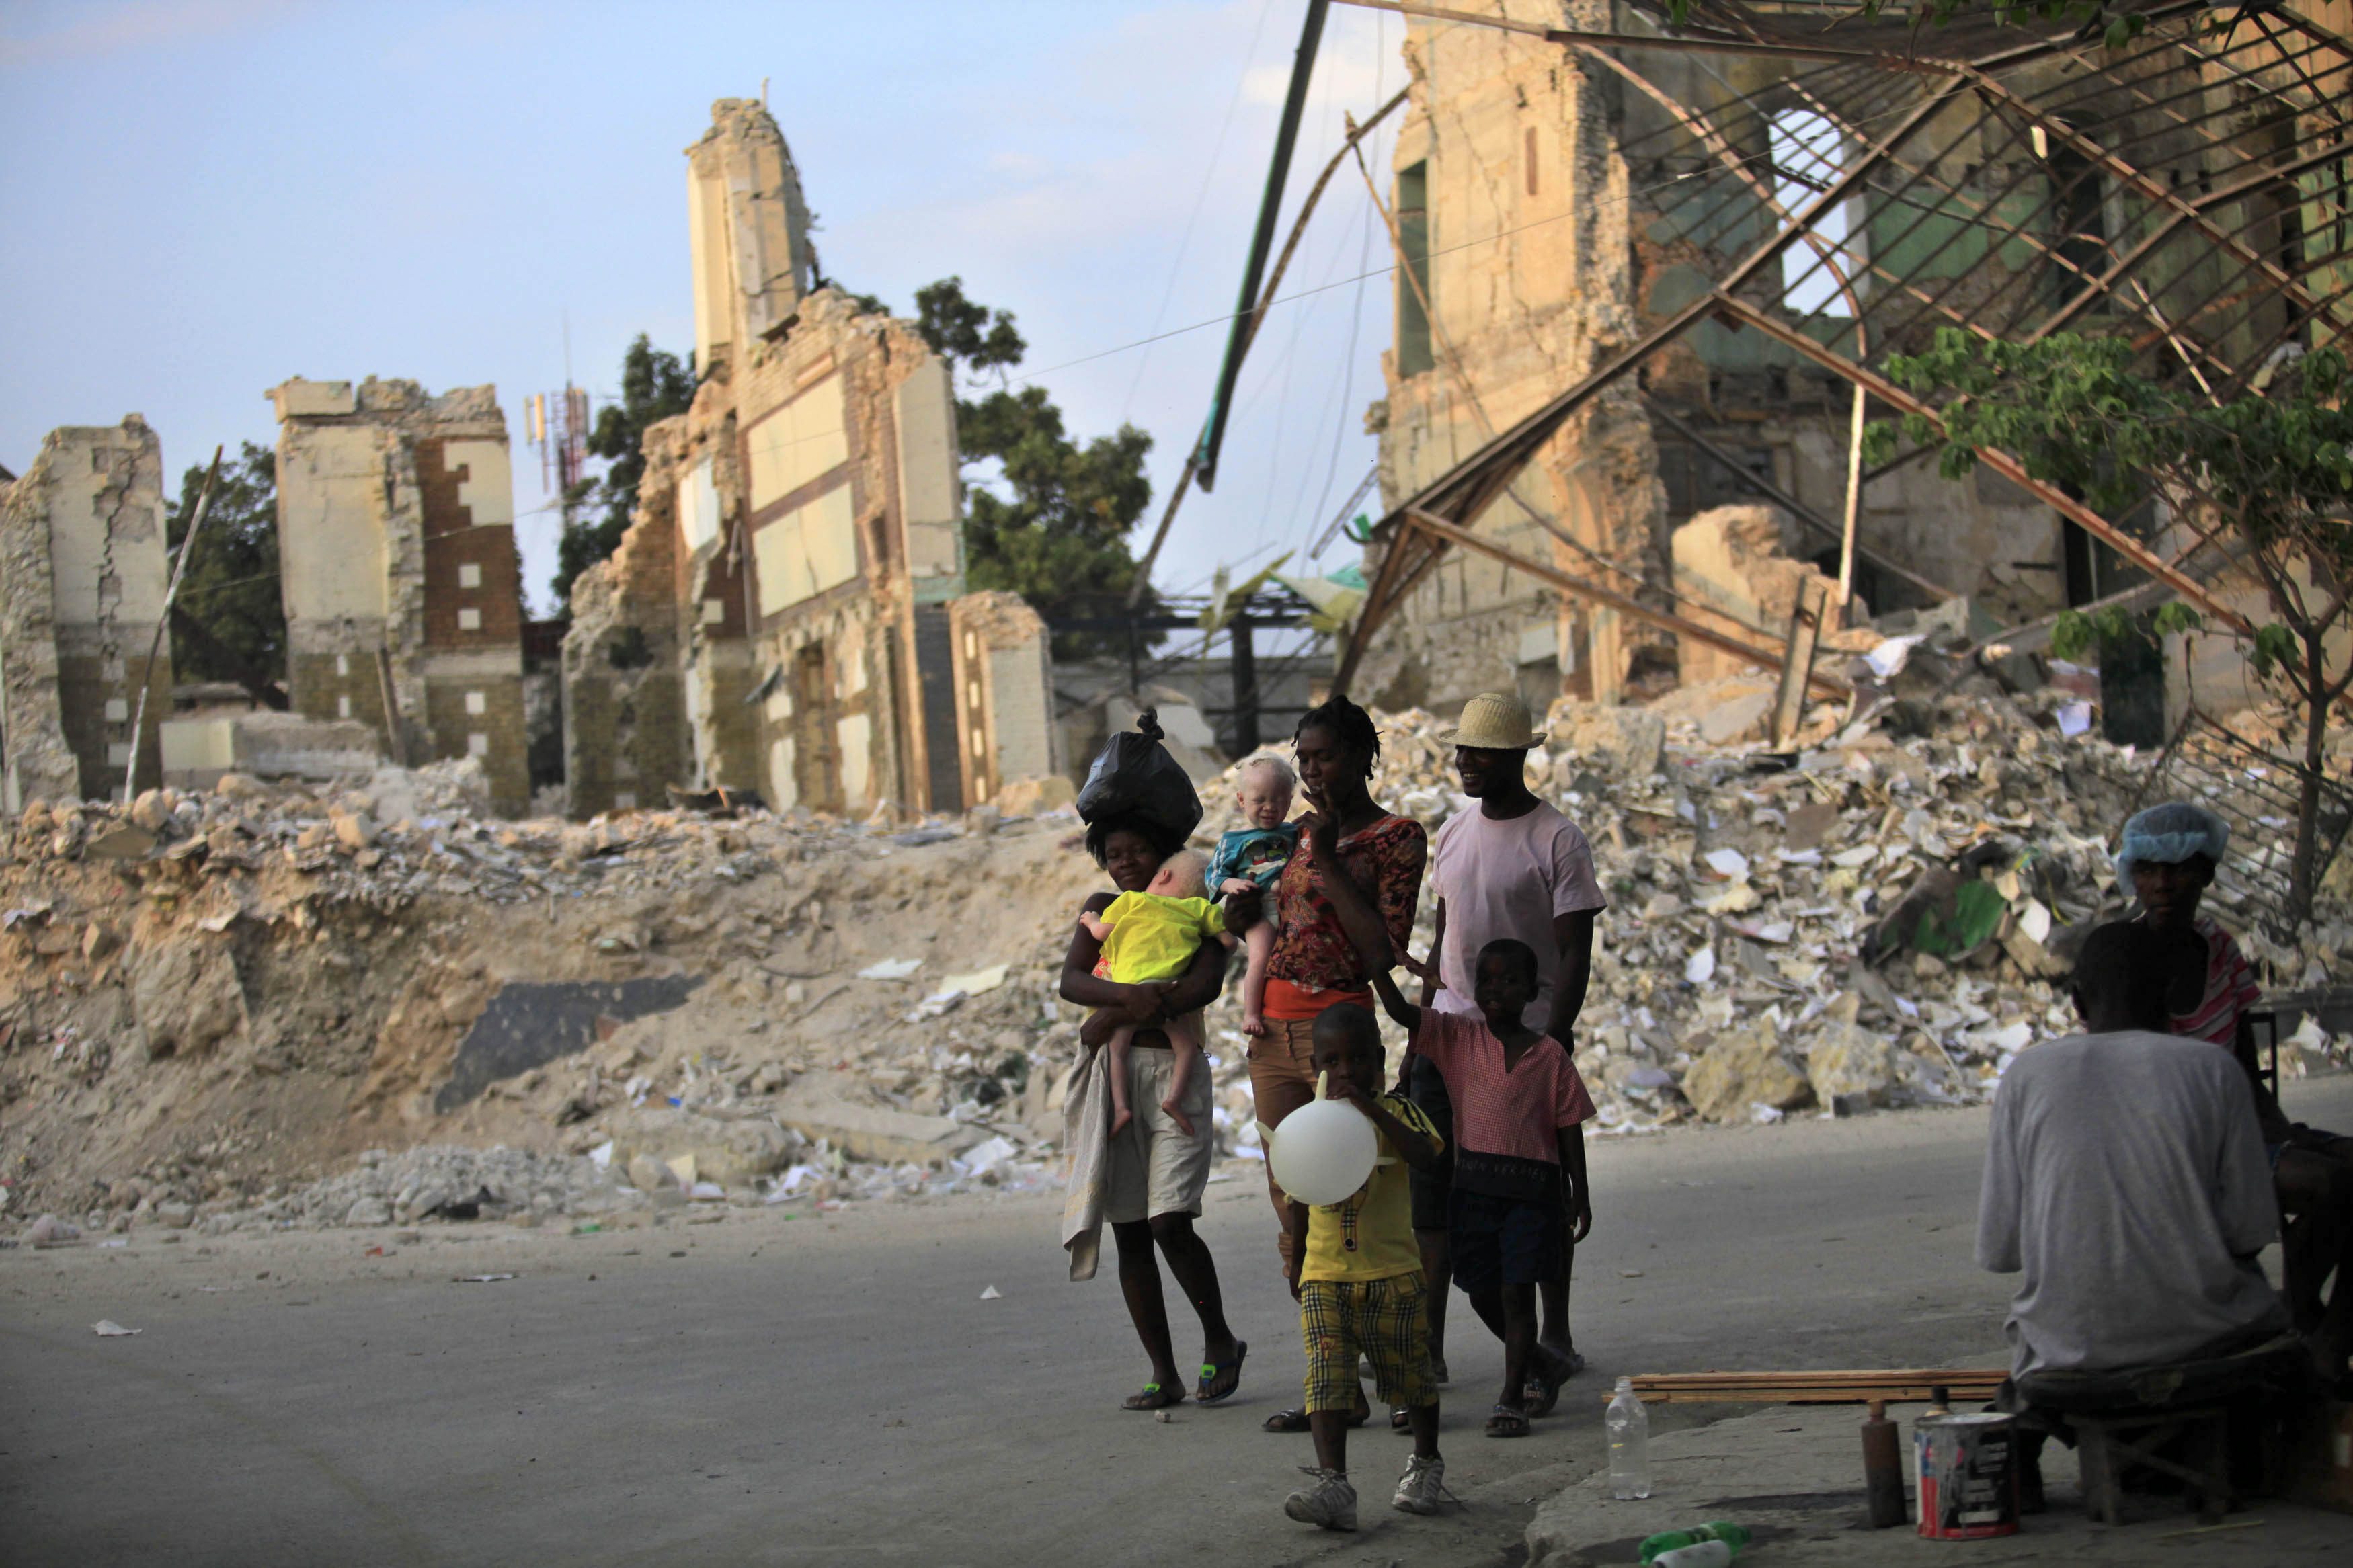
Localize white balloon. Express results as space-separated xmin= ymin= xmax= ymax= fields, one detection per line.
xmin=1269 ymin=1096 xmax=1378 ymax=1206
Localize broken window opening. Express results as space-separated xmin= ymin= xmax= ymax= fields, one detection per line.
xmin=1396 ymin=161 xmax=1434 ymax=378
xmin=2044 ymin=142 xmax=2108 ymax=315
xmin=1769 ymin=109 xmax=1853 ymax=318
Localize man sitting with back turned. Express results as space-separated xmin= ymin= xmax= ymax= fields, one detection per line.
xmin=1978 ymin=919 xmax=2289 ymax=1382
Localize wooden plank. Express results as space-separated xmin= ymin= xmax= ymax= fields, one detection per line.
xmin=1619 ymin=1368 xmax=2005 ymax=1405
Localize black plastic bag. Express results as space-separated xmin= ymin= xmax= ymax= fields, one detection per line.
xmin=1076 ymin=709 xmax=1202 ymax=839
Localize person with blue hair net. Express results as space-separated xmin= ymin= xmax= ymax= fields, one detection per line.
xmin=2115 ymin=802 xmax=2258 ymax=1046
xmin=2120 ymin=800 xmax=2353 ymax=1384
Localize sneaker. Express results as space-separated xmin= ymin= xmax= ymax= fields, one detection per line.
xmin=1393 ymin=1452 xmax=1456 ymax=1515
xmin=1283 ymin=1467 xmax=1358 ymax=1531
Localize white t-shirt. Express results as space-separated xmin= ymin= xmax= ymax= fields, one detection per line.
xmin=1977 ymin=1029 xmax=2286 ymax=1378
xmin=1427 ymin=800 xmax=1607 ymax=1029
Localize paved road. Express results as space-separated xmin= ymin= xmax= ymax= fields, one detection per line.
xmin=8 ymin=1076 xmax=2349 ymax=1568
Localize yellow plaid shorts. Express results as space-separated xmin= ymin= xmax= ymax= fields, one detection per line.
xmin=1299 ymin=1272 xmax=1437 ymax=1414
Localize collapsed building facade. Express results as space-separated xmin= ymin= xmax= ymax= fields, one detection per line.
xmin=264 ymin=378 xmax=533 ymax=815
xmin=1343 ymin=0 xmax=2352 ymax=734
xmin=0 ymin=419 xmax=173 ymax=809
xmin=563 ymin=98 xmax=1058 ymax=819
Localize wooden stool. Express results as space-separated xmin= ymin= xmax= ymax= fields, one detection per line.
xmin=2015 ymin=1334 xmax=2308 ymax=1528
xmin=2071 ymin=1403 xmax=2232 ymax=1525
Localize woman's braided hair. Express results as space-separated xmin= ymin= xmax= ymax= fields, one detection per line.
xmin=1293 ymin=694 xmax=1380 ymax=781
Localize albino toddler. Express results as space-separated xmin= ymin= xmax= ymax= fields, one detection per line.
xmin=1080 ymin=850 xmax=1226 ymax=1137
xmin=1205 ymin=757 xmax=1301 ymax=1036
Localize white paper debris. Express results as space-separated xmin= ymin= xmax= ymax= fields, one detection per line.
xmin=2015 ymin=898 xmax=2053 ymax=944
xmin=979 ymin=1284 xmax=1003 ymax=1301
xmin=1685 ymin=946 xmax=1717 ymax=985
xmin=1866 ymin=634 xmax=1926 ymax=679
xmin=857 ymin=958 xmax=924 ymax=981
xmin=938 ymin=964 xmax=1009 ymax=997
xmin=92 ymin=1319 xmax=141 ymax=1337
xmin=1703 ymin=848 xmax=1751 ymax=882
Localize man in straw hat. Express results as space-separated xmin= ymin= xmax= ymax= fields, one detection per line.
xmin=1398 ymin=690 xmax=1607 ymax=1406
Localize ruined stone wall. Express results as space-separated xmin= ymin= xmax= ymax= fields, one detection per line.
xmin=948 ymin=591 xmax=1058 ymax=807
xmin=1363 ymin=0 xmax=1668 ymax=715
xmin=561 ymin=98 xmax=1019 ymax=822
xmin=270 ymin=378 xmax=528 ymax=814
xmin=561 ymin=424 xmax=690 ymax=817
xmin=0 ymin=419 xmax=172 ymax=806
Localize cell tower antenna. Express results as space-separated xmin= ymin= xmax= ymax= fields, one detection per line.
xmin=529 ymin=311 xmax=590 ymax=495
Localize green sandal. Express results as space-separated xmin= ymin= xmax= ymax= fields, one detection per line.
xmin=1123 ymin=1381 xmax=1185 ymax=1411
xmin=1197 ymin=1339 xmax=1248 ymax=1405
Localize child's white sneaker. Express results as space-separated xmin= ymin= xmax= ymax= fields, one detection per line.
xmin=1283 ymin=1467 xmax=1358 ymax=1530
xmin=1393 ymin=1452 xmax=1455 ymax=1514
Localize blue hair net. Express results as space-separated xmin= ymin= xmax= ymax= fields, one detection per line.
xmin=2114 ymin=801 xmax=2229 ymax=893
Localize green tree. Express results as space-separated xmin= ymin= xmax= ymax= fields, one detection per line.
xmin=1867 ymin=329 xmax=2353 ymax=919
xmin=907 ymin=276 xmax=1156 ymax=657
xmin=166 ymin=442 xmax=286 ymax=707
xmin=554 ymin=334 xmax=696 ymax=608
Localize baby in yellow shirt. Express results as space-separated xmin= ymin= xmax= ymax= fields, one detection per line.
xmin=1080 ymin=850 xmax=1227 ymax=1137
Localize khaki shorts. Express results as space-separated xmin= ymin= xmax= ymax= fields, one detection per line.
xmin=1102 ymin=1039 xmax=1215 ymax=1225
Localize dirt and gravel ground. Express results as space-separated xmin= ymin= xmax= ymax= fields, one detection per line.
xmin=11 ymin=1077 xmax=2348 ymax=1567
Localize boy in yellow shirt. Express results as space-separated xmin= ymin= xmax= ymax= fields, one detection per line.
xmin=1079 ymin=850 xmax=1226 ymax=1137
xmin=1281 ymin=1003 xmax=1451 ymax=1531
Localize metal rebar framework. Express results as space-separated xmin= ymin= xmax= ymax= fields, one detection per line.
xmin=1332 ymin=0 xmax=2353 ymax=692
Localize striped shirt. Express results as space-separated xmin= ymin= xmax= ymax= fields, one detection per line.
xmin=2163 ymin=915 xmax=2260 ymax=1049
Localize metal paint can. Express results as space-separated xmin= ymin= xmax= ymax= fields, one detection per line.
xmin=1915 ymin=1412 xmax=2020 ymax=1539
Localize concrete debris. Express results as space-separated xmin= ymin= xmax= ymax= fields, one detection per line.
xmin=3 ymin=672 xmax=2346 ymax=1246
xmin=1193 ymin=689 xmax=2348 ymax=1134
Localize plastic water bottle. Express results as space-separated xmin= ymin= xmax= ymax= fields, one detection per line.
xmin=1607 ymin=1376 xmax=1652 ymax=1499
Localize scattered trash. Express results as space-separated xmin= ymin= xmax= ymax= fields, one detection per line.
xmin=856 ymin=958 xmax=924 ymax=981
xmin=91 ymin=1320 xmax=141 ymax=1336
xmin=979 ymin=1284 xmax=1003 ymax=1301
xmin=452 ymin=1274 xmax=516 ymax=1283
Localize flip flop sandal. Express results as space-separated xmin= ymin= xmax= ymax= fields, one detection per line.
xmin=1485 ymin=1403 xmax=1531 ymax=1439
xmin=1123 ymin=1382 xmax=1185 ymax=1411
xmin=1197 ymin=1339 xmax=1248 ymax=1404
xmin=1263 ymin=1398 xmax=1370 ymax=1434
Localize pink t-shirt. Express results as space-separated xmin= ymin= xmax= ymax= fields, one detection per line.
xmin=1429 ymin=800 xmax=1606 ymax=1028
xmin=1409 ymin=1008 xmax=1595 ymax=1166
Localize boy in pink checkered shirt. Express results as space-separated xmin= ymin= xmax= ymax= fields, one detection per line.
xmin=1357 ymin=927 xmax=1594 ymax=1440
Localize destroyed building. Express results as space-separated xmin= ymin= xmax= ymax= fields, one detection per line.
xmin=265 ymin=377 xmax=532 ymax=815
xmin=563 ymin=98 xmax=1058 ymax=819
xmin=0 ymin=417 xmax=173 ymax=809
xmin=1343 ymin=0 xmax=2352 ymax=737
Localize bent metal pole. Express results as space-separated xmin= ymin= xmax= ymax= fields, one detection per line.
xmin=122 ymin=445 xmax=223 ymax=805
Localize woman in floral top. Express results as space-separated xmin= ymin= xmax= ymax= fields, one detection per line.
xmin=1230 ymin=697 xmax=1427 ymax=1240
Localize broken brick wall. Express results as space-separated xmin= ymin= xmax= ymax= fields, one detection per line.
xmin=0 ymin=418 xmax=172 ymax=807
xmin=562 ymin=421 xmax=690 ymax=817
xmin=270 ymin=378 xmax=529 ymax=814
xmin=1363 ymin=1 xmax=1669 ymax=716
xmin=562 ymin=99 xmax=1020 ymax=822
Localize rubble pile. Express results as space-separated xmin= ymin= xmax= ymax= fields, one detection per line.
xmin=1194 ymin=686 xmax=2349 ymax=1140
xmin=4 ymin=674 xmax=2348 ymax=1244
xmin=1 ymin=765 xmax=1105 ymax=1235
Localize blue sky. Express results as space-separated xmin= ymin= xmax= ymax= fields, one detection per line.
xmin=1 ymin=0 xmax=1404 ymax=618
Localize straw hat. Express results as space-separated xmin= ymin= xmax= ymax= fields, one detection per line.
xmin=1439 ymin=691 xmax=1541 ymax=750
